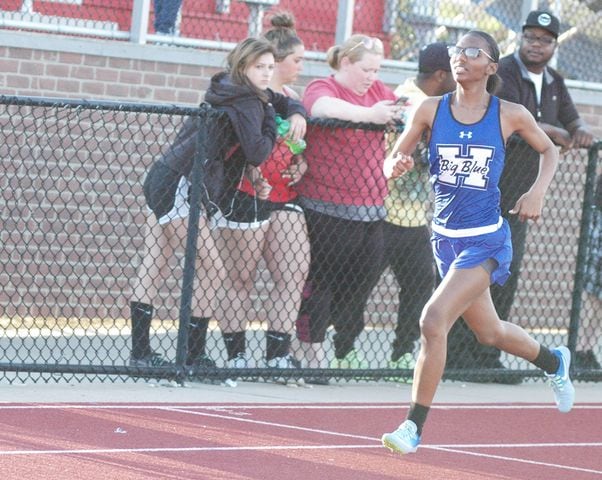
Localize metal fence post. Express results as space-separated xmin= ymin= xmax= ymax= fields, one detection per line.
xmin=241 ymin=0 xmax=280 ymax=37
xmin=568 ymin=142 xmax=601 ymax=354
xmin=131 ymin=0 xmax=151 ymax=44
xmin=174 ymin=112 xmax=206 ymax=372
xmin=335 ymin=0 xmax=355 ymax=45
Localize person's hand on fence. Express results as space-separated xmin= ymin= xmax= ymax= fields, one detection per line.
xmin=285 ymin=113 xmax=307 ymax=141
xmin=545 ymin=124 xmax=573 ymax=152
xmin=370 ymin=100 xmax=403 ymax=125
xmin=282 ymin=155 xmax=308 ymax=186
xmin=571 ymin=126 xmax=595 ymax=149
xmin=245 ymin=165 xmax=272 ymax=200
xmin=252 ymin=176 xmax=272 ymax=200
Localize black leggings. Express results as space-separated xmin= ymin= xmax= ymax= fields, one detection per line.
xmin=379 ymin=222 xmax=435 ymax=361
xmin=296 ymin=209 xmax=384 ymax=359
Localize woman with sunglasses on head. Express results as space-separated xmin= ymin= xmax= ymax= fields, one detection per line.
xmin=294 ymin=34 xmax=402 ymax=377
xmin=209 ymin=14 xmax=310 ymax=381
xmin=381 ymin=30 xmax=573 ymax=455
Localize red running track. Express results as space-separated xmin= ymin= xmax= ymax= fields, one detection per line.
xmin=0 ymin=403 xmax=600 ymax=479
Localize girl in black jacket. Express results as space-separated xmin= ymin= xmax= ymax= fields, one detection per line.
xmin=129 ymin=37 xmax=305 ymax=373
xmin=204 ymin=37 xmax=307 ymax=374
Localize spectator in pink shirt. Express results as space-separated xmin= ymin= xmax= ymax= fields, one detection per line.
xmin=294 ymin=34 xmax=403 ymax=378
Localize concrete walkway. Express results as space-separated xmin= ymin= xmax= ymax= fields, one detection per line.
xmin=2 ymin=379 xmax=601 ymax=405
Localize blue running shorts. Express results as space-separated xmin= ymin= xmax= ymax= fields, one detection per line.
xmin=432 ymin=219 xmax=513 ymax=286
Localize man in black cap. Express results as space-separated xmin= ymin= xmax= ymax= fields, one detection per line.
xmin=378 ymin=42 xmax=455 ymax=382
xmin=449 ymin=10 xmax=596 ymax=377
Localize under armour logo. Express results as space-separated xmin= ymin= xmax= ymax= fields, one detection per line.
xmin=459 ymin=131 xmax=473 ymax=139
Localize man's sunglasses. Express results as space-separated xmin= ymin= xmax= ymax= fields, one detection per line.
xmin=522 ymin=33 xmax=556 ymax=46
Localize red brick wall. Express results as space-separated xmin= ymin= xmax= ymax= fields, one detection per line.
xmin=0 ymin=46 xmax=213 ymax=105
xmin=1 ymin=44 xmax=600 ymax=136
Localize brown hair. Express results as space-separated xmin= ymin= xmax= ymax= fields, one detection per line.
xmin=263 ymin=12 xmax=303 ymax=62
xmin=326 ymin=34 xmax=384 ymax=70
xmin=226 ymin=37 xmax=275 ymax=102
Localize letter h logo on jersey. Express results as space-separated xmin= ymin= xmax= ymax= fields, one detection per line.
xmin=459 ymin=130 xmax=473 ymax=139
xmin=436 ymin=144 xmax=494 ymax=190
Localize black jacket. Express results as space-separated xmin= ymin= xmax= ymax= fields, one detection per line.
xmin=156 ymin=72 xmax=305 ymax=211
xmin=204 ymin=72 xmax=306 ymax=209
xmin=496 ymin=52 xmax=581 ymax=212
xmin=497 ymin=52 xmax=579 ymax=127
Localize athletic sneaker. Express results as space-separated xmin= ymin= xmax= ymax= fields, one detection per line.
xmin=386 ymin=353 xmax=415 ymax=383
xmin=546 ymin=346 xmax=575 ymax=413
xmin=330 ymin=349 xmax=368 ymax=369
xmin=186 ymin=354 xmax=217 ymax=369
xmin=266 ymin=354 xmax=301 ymax=369
xmin=129 ymin=351 xmax=171 ymax=368
xmin=382 ymin=420 xmax=421 ymax=454
xmin=185 ymin=354 xmax=217 ymax=381
xmin=228 ymin=353 xmax=248 ymax=369
xmin=266 ymin=354 xmax=304 ymax=385
xmin=224 ymin=353 xmax=249 ymax=384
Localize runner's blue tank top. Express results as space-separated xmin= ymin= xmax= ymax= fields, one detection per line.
xmin=428 ymin=93 xmax=505 ymax=235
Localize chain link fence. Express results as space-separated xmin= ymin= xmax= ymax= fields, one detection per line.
xmin=1 ymin=95 xmax=600 ymax=384
xmin=1 ymin=1 xmax=601 ymax=82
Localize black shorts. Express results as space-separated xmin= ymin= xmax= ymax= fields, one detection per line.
xmin=143 ymin=162 xmax=191 ymax=224
xmin=213 ymin=190 xmax=303 ymax=229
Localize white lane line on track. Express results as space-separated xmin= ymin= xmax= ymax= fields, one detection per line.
xmin=0 ymin=404 xmax=599 ymax=475
xmin=163 ymin=406 xmax=602 ymax=447
xmin=0 ymin=442 xmax=601 ymax=477
xmin=164 ymin=407 xmax=602 ymax=476
xmin=425 ymin=446 xmax=602 ymax=476
xmin=0 ymin=444 xmax=381 ymax=456
xmin=0 ymin=403 xmax=600 ymax=410
xmin=162 ymin=406 xmax=379 ymax=441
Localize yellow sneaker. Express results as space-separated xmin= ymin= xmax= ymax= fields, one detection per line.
xmin=330 ymin=349 xmax=368 ymax=369
xmin=385 ymin=352 xmax=415 ymax=383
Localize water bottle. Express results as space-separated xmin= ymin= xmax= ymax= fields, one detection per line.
xmin=275 ymin=115 xmax=306 ymax=155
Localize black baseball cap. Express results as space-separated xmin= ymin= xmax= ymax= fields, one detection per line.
xmin=522 ymin=10 xmax=560 ymax=38
xmin=418 ymin=42 xmax=451 ymax=73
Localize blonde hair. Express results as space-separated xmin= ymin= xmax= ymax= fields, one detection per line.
xmin=326 ymin=34 xmax=384 ymax=70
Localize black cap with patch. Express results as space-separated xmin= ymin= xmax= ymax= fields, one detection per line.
xmin=523 ymin=10 xmax=560 ymax=38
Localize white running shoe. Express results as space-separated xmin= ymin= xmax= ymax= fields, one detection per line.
xmin=266 ymin=355 xmax=296 ymax=369
xmin=266 ymin=355 xmax=304 ymax=385
xmin=228 ymin=353 xmax=248 ymax=369
xmin=382 ymin=420 xmax=421 ymax=455
xmin=545 ymin=346 xmax=575 ymax=413
xmin=224 ymin=353 xmax=248 ymax=384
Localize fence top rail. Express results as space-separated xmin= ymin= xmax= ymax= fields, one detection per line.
xmin=0 ymin=95 xmax=398 ymax=131
xmin=2 ymin=96 xmax=601 ymax=146
xmin=0 ymin=95 xmax=203 ymax=116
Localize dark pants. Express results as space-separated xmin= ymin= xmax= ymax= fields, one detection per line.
xmin=379 ymin=222 xmax=435 ymax=361
xmin=296 ymin=209 xmax=384 ymax=359
xmin=153 ymin=0 xmax=183 ymax=34
xmin=447 ymin=214 xmax=529 ymax=366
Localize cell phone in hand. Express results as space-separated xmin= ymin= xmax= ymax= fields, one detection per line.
xmin=394 ymin=96 xmax=409 ymax=105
